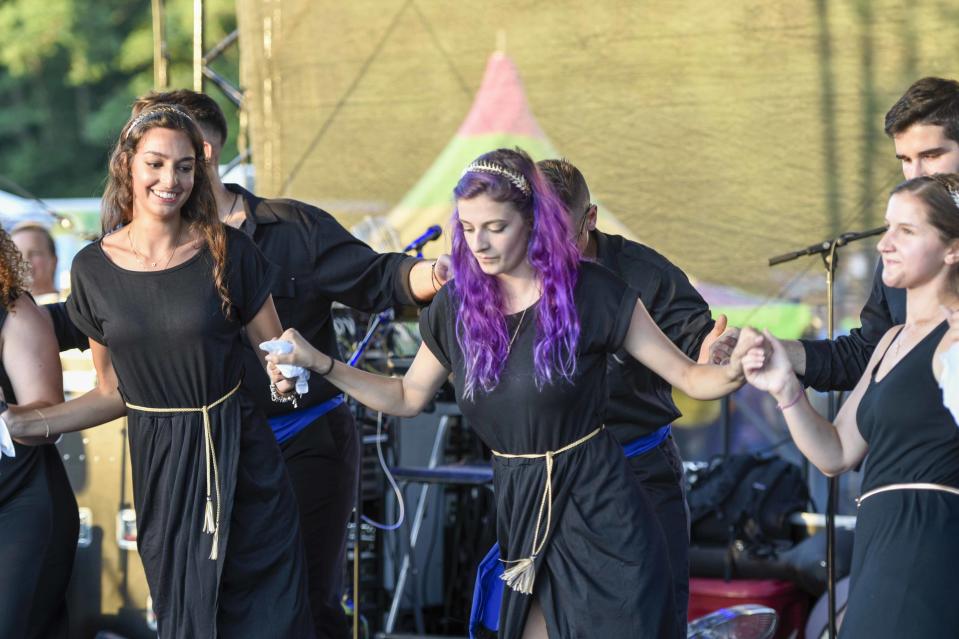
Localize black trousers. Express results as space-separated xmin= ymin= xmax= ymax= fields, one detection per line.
xmin=280 ymin=403 xmax=358 ymax=639
xmin=626 ymin=435 xmax=689 ymax=633
xmin=0 ymin=447 xmax=78 ymax=639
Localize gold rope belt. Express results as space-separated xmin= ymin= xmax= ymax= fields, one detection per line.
xmin=856 ymin=482 xmax=959 ymax=508
xmin=124 ymin=382 xmax=241 ymax=561
xmin=490 ymin=425 xmax=604 ymax=595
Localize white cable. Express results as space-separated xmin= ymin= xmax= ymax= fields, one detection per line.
xmin=360 ymin=410 xmax=405 ymax=531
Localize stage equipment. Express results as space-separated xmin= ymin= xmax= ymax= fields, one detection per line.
xmin=343 ymin=223 xmax=447 ymax=639
xmin=381 ymin=410 xmax=492 ymax=638
xmin=767 ymin=225 xmax=884 ymax=639
xmin=402 ymin=225 xmax=442 ymax=256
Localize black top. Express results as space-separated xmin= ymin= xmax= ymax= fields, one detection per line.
xmin=65 ymin=224 xmax=314 ymax=638
xmin=419 ymin=261 xmax=638 ymax=453
xmin=801 ymin=261 xmax=906 ymax=392
xmin=66 ymin=225 xmax=274 ymax=407
xmin=856 ymin=321 xmax=959 ymax=492
xmin=47 ymin=299 xmax=87 ymax=352
xmin=49 ymin=184 xmax=420 ymax=417
xmin=593 ymin=231 xmax=715 ymax=443
xmin=230 ymin=184 xmax=417 ymax=416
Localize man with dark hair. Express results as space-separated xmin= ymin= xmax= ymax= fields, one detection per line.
xmin=133 ymin=89 xmax=229 ymax=152
xmin=756 ymin=77 xmax=959 ymax=390
xmin=11 ymin=222 xmax=58 ymax=301
xmin=539 ymin=157 xmax=725 ymax=632
xmin=52 ymin=90 xmax=449 ymax=639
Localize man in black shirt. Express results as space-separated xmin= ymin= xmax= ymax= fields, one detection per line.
xmin=712 ymin=78 xmax=959 ymax=390
xmin=53 ymin=90 xmax=450 ymax=639
xmin=539 ymin=158 xmax=728 ymax=631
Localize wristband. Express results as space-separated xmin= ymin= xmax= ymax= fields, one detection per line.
xmin=317 ymin=356 xmax=335 ymax=376
xmin=777 ymin=387 xmax=805 ymax=411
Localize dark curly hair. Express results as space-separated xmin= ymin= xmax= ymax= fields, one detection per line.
xmin=0 ymin=228 xmax=28 ymax=310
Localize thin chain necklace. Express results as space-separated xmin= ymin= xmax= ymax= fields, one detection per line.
xmin=222 ymin=192 xmax=242 ymax=228
xmin=128 ymin=223 xmax=183 ymax=270
xmin=507 ymin=306 xmax=528 ymax=354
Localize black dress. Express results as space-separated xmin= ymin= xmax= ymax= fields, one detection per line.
xmin=0 ymin=301 xmax=79 ymax=639
xmin=844 ymin=321 xmax=959 ymax=637
xmin=420 ymin=262 xmax=678 ymax=639
xmin=67 ymin=226 xmax=314 ymax=639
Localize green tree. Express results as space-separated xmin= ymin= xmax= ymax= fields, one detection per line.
xmin=0 ymin=0 xmax=240 ymax=198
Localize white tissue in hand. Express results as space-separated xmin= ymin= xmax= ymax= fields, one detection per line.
xmin=259 ymin=340 xmax=310 ymax=395
xmin=0 ymin=416 xmax=15 ymax=458
xmin=939 ymin=342 xmax=959 ymax=426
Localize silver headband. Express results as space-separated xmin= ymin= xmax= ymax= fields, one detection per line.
xmin=124 ymin=105 xmax=194 ymax=140
xmin=462 ymin=161 xmax=532 ymax=196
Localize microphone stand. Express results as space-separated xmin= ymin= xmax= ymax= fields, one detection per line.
xmin=768 ymin=225 xmax=884 ymax=639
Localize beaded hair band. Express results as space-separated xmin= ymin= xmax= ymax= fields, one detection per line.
xmin=462 ymin=161 xmax=532 ymax=196
xmin=124 ymin=104 xmax=195 ymax=140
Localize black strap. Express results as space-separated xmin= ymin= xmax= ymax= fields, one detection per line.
xmin=870 ymin=325 xmax=905 ymax=381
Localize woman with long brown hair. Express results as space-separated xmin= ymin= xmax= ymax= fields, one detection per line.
xmin=743 ymin=173 xmax=959 ymax=637
xmin=3 ymin=105 xmax=314 ymax=638
xmin=0 ymin=227 xmax=77 ymax=638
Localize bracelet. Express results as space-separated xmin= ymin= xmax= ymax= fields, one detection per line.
xmin=317 ymin=356 xmax=335 ymax=376
xmin=34 ymin=408 xmax=51 ymax=439
xmin=777 ymin=387 xmax=805 ymax=411
xmin=430 ymin=261 xmax=441 ymax=292
xmin=269 ymin=382 xmax=299 ymax=408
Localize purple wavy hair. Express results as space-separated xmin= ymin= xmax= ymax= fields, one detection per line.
xmin=450 ymin=147 xmax=581 ymax=400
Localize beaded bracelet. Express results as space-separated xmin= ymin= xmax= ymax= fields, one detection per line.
xmin=269 ymin=382 xmax=299 ymax=408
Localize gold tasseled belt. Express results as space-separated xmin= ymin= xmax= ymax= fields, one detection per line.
xmin=491 ymin=425 xmax=604 ymax=595
xmin=124 ymin=382 xmax=241 ymax=560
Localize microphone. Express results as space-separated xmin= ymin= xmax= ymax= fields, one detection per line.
xmin=403 ymin=225 xmax=442 ymax=254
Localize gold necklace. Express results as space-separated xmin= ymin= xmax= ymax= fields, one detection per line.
xmin=128 ymin=224 xmax=183 ymax=270
xmin=507 ymin=306 xmax=528 ymax=354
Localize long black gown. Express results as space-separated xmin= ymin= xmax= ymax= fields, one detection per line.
xmin=67 ymin=226 xmax=314 ymax=639
xmin=0 ymin=301 xmax=78 ymax=639
xmin=420 ymin=261 xmax=678 ymax=639
xmin=843 ymin=321 xmax=959 ymax=637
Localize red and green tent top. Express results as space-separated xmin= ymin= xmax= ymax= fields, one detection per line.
xmin=383 ymin=52 xmax=810 ymax=338
xmin=385 ymin=51 xmax=637 ymax=253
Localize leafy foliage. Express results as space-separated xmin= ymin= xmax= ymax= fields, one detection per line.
xmin=0 ymin=0 xmax=240 ymax=197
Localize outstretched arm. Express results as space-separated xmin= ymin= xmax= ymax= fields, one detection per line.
xmin=267 ymin=327 xmax=449 ymax=417
xmin=743 ymin=327 xmax=878 ymax=475
xmin=621 ymin=299 xmax=757 ymax=400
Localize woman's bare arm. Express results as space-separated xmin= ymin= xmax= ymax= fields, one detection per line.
xmin=4 ymin=314 xmax=126 ymax=442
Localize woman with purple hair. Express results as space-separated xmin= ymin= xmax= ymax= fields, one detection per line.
xmin=268 ymin=147 xmax=756 ymax=638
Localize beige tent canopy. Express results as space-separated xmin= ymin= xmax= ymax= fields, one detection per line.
xmin=238 ymin=0 xmax=959 ymax=300
xmin=354 ymin=51 xmax=637 ymax=257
